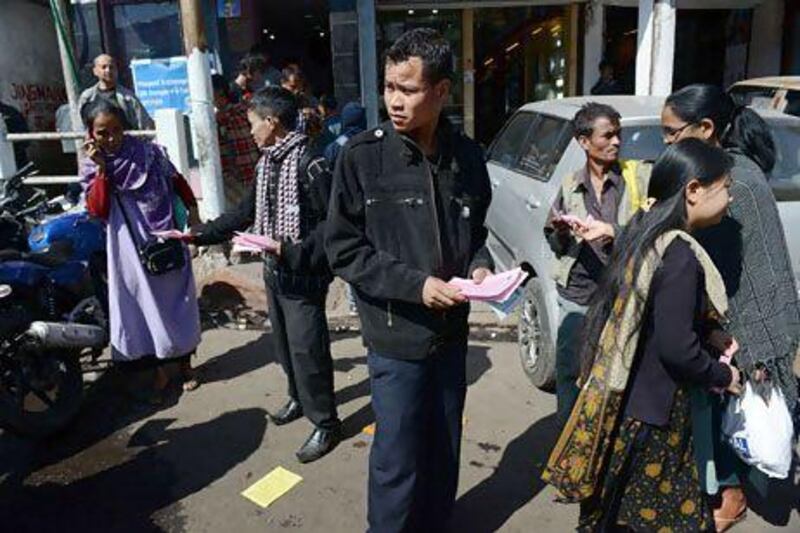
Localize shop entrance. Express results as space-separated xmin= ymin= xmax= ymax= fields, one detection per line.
xmin=474 ymin=6 xmax=570 ymax=144
xmin=70 ymin=0 xmax=334 ymax=100
xmin=228 ymin=0 xmax=334 ymax=98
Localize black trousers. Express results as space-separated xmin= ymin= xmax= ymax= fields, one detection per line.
xmin=367 ymin=342 xmax=468 ymax=533
xmin=265 ymin=284 xmax=338 ymax=430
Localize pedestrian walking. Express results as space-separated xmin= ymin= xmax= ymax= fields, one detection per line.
xmin=325 ymin=28 xmax=493 ymax=532
xmin=543 ymin=139 xmax=742 ymax=532
xmin=662 ymin=84 xmax=800 ymax=531
xmin=323 ymin=102 xmax=367 ymax=316
xmin=323 ymin=102 xmax=366 ymax=166
xmin=317 ymin=94 xmax=341 ymax=146
xmin=230 ymin=53 xmax=268 ymax=103
xmin=190 ymin=87 xmax=340 ymax=463
xmin=543 ymin=102 xmax=650 ymax=427
xmin=81 ymin=100 xmax=201 ymax=403
xmin=281 ymin=66 xmax=317 ymax=134
xmin=212 ymin=74 xmax=260 ymax=210
xmin=590 ymin=60 xmax=624 ymax=96
xmin=260 ymin=51 xmax=283 ymax=88
xmin=78 ymin=54 xmax=153 ymax=130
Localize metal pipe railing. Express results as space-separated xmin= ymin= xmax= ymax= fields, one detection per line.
xmin=23 ymin=176 xmax=81 ymax=185
xmin=6 ymin=130 xmax=156 ymax=142
xmin=1 ymin=111 xmax=187 ymax=188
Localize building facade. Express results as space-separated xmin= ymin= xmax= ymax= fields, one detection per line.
xmin=1 ymin=0 xmax=74 ymax=172
xmin=45 ymin=0 xmax=800 ymax=145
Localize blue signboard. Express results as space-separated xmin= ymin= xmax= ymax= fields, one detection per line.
xmin=130 ymin=57 xmax=190 ymax=116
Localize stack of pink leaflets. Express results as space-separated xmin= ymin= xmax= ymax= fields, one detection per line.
xmin=151 ymin=229 xmax=190 ymax=240
xmin=448 ymin=267 xmax=526 ymax=302
xmin=232 ymin=232 xmax=279 ymax=254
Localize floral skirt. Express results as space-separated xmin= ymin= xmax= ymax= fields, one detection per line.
xmin=579 ymin=388 xmax=713 ymax=532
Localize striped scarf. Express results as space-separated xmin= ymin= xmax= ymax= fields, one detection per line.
xmin=254 ymin=131 xmax=307 ymax=242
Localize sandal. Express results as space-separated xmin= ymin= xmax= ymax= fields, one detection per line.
xmin=714 ymin=486 xmax=747 ymax=533
xmin=714 ymin=508 xmax=747 ymax=532
xmin=181 ymin=363 xmax=200 ymax=392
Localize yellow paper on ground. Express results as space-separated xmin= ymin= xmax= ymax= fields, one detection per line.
xmin=241 ymin=467 xmax=303 ymax=508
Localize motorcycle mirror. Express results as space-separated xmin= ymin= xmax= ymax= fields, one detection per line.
xmin=0 ymin=285 xmax=12 ymax=299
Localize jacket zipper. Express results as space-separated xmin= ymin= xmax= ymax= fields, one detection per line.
xmin=365 ymin=197 xmax=424 ymax=207
xmin=402 ymin=136 xmax=447 ymax=321
xmin=402 ymin=137 xmax=444 ymax=271
xmin=426 ymin=163 xmax=444 ymax=271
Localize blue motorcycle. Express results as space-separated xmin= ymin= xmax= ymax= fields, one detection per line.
xmin=0 ymin=164 xmax=108 ymax=437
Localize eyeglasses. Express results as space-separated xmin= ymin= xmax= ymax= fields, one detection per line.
xmin=662 ymin=122 xmax=694 ymax=140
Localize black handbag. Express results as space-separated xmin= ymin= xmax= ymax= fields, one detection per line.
xmin=113 ymin=192 xmax=186 ymax=276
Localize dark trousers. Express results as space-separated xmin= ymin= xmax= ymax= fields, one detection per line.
xmin=367 ymin=343 xmax=467 ymax=533
xmin=555 ymin=295 xmax=588 ymax=427
xmin=266 ymin=285 xmax=338 ymax=430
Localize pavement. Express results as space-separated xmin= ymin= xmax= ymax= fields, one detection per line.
xmin=0 ymin=325 xmax=797 ymax=532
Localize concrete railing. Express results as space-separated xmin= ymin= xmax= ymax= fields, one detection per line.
xmin=0 ymin=109 xmax=190 ymax=186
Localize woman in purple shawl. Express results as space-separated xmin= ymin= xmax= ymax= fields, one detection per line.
xmin=81 ymin=100 xmax=201 ymax=402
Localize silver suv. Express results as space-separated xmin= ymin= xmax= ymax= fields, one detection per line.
xmin=484 ymin=95 xmax=800 ymax=391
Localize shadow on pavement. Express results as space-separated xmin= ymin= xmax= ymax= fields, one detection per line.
xmin=0 ymin=365 xmax=185 ymax=492
xmin=196 ymin=334 xmax=276 ymax=385
xmin=453 ymin=413 xmax=559 ymax=532
xmin=197 ymin=326 xmax=362 ymax=386
xmin=0 ymin=408 xmax=267 ymax=533
xmin=744 ymin=462 xmax=800 ymax=527
xmin=333 ymin=355 xmax=367 ymax=373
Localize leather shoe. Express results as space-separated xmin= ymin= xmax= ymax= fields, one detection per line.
xmin=268 ymin=399 xmax=303 ymax=426
xmin=296 ymin=426 xmax=341 ymax=464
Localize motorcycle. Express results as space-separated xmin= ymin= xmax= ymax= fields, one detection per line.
xmin=0 ymin=164 xmax=108 ymax=437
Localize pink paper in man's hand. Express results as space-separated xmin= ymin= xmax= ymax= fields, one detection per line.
xmin=449 ymin=268 xmax=526 ymax=302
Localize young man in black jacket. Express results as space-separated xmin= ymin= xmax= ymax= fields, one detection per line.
xmin=190 ymin=87 xmax=340 ymax=463
xmin=325 ymin=29 xmax=493 ymax=531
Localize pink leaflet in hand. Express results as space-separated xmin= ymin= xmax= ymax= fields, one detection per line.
xmin=448 ymin=267 xmax=527 ymax=302
xmin=233 ymin=232 xmax=279 ymax=252
xmin=152 ymin=229 xmax=190 ymax=240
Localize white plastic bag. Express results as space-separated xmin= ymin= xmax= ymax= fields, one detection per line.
xmin=721 ymin=381 xmax=794 ymax=479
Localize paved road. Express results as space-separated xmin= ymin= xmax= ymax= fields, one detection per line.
xmin=0 ymin=328 xmax=796 ymax=532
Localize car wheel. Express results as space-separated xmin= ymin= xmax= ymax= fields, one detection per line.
xmin=518 ymin=277 xmax=556 ymax=392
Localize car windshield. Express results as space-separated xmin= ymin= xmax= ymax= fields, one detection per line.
xmin=619 ymin=125 xmax=664 ymax=162
xmin=617 ymin=122 xmax=800 ymax=202
xmin=729 ymin=85 xmax=800 ymax=118
xmin=729 ymin=85 xmax=777 ymax=109
xmin=769 ymin=122 xmax=800 ymax=201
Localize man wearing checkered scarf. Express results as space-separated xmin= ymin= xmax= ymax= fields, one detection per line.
xmin=192 ymin=87 xmax=339 ymax=463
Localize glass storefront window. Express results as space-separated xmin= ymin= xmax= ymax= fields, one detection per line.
xmin=474 ymin=6 xmax=569 ymax=144
xmin=113 ymin=2 xmax=184 ymax=72
xmin=376 ymin=9 xmax=464 ymax=130
xmin=70 ymin=2 xmax=105 ymax=89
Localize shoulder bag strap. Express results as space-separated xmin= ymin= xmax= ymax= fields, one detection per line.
xmin=111 ymin=187 xmax=144 ymax=255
